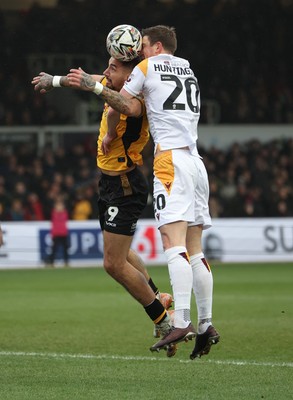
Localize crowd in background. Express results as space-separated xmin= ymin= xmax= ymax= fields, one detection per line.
xmin=0 ymin=137 xmax=292 ymax=222
xmin=0 ymin=0 xmax=292 ymax=221
xmin=202 ymin=138 xmax=293 ymax=218
xmin=0 ymin=140 xmax=98 ymax=222
xmin=0 ymin=0 xmax=292 ymax=125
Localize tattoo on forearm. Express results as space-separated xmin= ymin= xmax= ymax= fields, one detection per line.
xmin=101 ymin=87 xmax=131 ymax=115
xmin=82 ymin=73 xmax=95 ymax=89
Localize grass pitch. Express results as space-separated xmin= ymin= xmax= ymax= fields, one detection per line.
xmin=0 ymin=263 xmax=292 ymax=399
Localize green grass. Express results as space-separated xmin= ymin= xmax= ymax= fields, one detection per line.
xmin=0 ymin=263 xmax=292 ymax=399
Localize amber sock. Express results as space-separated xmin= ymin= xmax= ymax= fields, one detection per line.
xmin=144 ymin=298 xmax=167 ymax=324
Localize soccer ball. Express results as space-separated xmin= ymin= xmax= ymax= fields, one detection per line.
xmin=106 ymin=24 xmax=142 ymax=62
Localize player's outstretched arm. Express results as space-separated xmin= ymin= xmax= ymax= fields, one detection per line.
xmin=68 ymin=69 xmax=142 ymax=117
xmin=67 ymin=68 xmax=97 ymax=91
xmin=31 ymin=69 xmax=103 ymax=94
xmin=31 ymin=72 xmax=68 ymax=93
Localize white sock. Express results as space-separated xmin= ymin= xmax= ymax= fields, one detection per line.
xmin=165 ymin=246 xmax=192 ymax=328
xmin=190 ymin=252 xmax=213 ymax=334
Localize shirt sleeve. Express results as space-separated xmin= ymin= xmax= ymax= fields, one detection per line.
xmin=123 ymin=62 xmax=146 ymax=97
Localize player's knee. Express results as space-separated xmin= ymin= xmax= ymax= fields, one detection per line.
xmin=103 ymin=255 xmax=125 ymax=278
xmin=103 ymin=257 xmax=116 ymax=276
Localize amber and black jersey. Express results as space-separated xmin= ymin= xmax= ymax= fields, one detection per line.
xmin=97 ymin=79 xmax=149 ymax=172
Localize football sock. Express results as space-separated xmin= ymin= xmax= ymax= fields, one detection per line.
xmin=144 ymin=298 xmax=167 ymax=324
xmin=148 ymin=278 xmax=159 ymax=295
xmin=165 ymin=246 xmax=192 ymax=328
xmin=190 ymin=252 xmax=213 ymax=334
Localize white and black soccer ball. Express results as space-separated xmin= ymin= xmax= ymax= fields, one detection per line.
xmin=106 ymin=24 xmax=142 ymax=62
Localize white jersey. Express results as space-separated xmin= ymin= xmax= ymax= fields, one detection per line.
xmin=123 ymin=54 xmax=200 ymax=154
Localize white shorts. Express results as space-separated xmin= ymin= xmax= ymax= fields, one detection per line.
xmin=153 ymin=148 xmax=212 ymax=229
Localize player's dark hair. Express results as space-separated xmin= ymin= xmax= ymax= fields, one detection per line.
xmin=121 ymin=56 xmax=141 ymax=70
xmin=142 ymin=25 xmax=177 ymax=54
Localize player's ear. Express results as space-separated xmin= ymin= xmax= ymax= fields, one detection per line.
xmin=156 ymin=41 xmax=163 ymax=54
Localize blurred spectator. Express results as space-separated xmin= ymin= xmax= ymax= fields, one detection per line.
xmin=48 ymin=198 xmax=69 ymax=267
xmin=72 ymin=189 xmax=93 ymax=220
xmin=0 ymin=183 xmax=11 ymax=219
xmin=7 ymin=199 xmax=26 ymax=221
xmin=13 ymin=181 xmax=28 ymax=202
xmin=24 ymin=192 xmax=45 ymax=221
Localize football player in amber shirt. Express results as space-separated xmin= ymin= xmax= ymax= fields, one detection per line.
xmin=32 ymin=56 xmax=173 ymax=347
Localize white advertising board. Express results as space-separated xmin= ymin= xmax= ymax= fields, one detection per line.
xmin=0 ymin=218 xmax=292 ymax=269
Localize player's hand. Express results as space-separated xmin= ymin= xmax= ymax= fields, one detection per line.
xmin=101 ymin=132 xmax=117 ymax=155
xmin=67 ymin=67 xmax=95 ymax=91
xmin=31 ymin=72 xmax=54 ymax=94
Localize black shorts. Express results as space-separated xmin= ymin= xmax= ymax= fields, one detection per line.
xmin=98 ymin=167 xmax=149 ymax=236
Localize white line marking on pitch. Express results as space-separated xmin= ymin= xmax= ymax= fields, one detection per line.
xmin=0 ymin=351 xmax=292 ymax=368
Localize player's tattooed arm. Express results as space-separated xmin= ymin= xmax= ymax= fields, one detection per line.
xmin=68 ymin=68 xmax=142 ymax=117
xmin=101 ymin=87 xmax=143 ymax=117
xmin=101 ymin=86 xmax=134 ymax=116
xmin=80 ymin=72 xmax=96 ymax=90
xmin=67 ymin=68 xmax=104 ymax=91
xmin=31 ymin=72 xmax=70 ymax=93
xmin=31 ymin=72 xmax=54 ymax=93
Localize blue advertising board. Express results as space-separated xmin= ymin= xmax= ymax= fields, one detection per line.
xmin=39 ymin=227 xmax=104 ymax=262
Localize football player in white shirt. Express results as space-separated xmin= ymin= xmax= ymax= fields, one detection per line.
xmin=68 ymin=25 xmax=220 ymax=360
